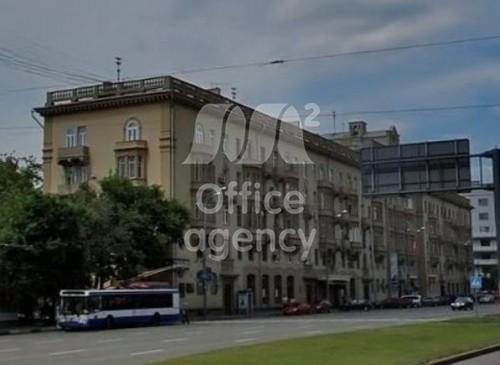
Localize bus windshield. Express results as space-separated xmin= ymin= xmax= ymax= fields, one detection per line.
xmin=60 ymin=296 xmax=87 ymax=315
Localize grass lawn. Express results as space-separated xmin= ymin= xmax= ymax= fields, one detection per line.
xmin=152 ymin=317 xmax=500 ymax=365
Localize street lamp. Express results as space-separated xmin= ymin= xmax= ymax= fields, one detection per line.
xmin=201 ymin=186 xmax=226 ymax=321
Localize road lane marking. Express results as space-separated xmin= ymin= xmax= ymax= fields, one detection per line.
xmin=0 ymin=348 xmax=20 ymax=354
xmin=234 ymin=338 xmax=257 ymax=343
xmin=130 ymin=349 xmax=165 ymax=357
xmin=49 ymin=349 xmax=87 ymax=356
xmin=298 ymin=325 xmax=312 ymax=329
xmin=241 ymin=330 xmax=260 ymax=335
xmin=186 ymin=330 xmax=202 ymax=335
xmin=305 ymin=330 xmax=324 ymax=336
xmin=35 ymin=339 xmax=64 ymax=345
xmin=246 ymin=326 xmax=264 ymax=330
xmin=97 ymin=338 xmax=124 ymax=344
xmin=162 ymin=338 xmax=187 ymax=344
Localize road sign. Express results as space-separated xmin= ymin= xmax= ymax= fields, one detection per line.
xmin=470 ymin=275 xmax=482 ymax=290
xmin=361 ymin=139 xmax=471 ymax=196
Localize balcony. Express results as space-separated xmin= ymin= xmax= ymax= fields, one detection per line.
xmin=57 ymin=146 xmax=89 ymax=166
xmin=114 ymin=140 xmax=148 ymax=152
xmin=317 ymin=179 xmax=334 ymax=190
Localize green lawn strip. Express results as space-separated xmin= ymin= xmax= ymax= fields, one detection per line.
xmin=152 ymin=318 xmax=500 ymax=365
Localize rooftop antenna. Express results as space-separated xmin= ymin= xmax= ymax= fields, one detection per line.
xmin=115 ymin=57 xmax=122 ymax=82
xmin=332 ymin=110 xmax=336 ymax=134
xmin=231 ymin=87 xmax=237 ymax=100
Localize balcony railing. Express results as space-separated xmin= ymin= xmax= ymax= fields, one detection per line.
xmin=57 ymin=146 xmax=89 ymax=166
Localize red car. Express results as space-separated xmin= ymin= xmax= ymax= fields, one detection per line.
xmin=283 ymin=302 xmax=312 ymax=315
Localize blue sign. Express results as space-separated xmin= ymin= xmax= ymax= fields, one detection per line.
xmin=470 ymin=275 xmax=482 ymax=290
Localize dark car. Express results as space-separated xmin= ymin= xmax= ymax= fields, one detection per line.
xmin=283 ymin=302 xmax=312 ymax=315
xmin=450 ymin=297 xmax=474 ymax=311
xmin=311 ymin=300 xmax=332 ymax=313
xmin=378 ymin=297 xmax=406 ymax=309
xmin=422 ymin=297 xmax=441 ymax=307
xmin=341 ymin=299 xmax=373 ymax=311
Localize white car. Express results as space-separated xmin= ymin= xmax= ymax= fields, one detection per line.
xmin=400 ymin=295 xmax=422 ymax=308
xmin=478 ymin=294 xmax=495 ymax=304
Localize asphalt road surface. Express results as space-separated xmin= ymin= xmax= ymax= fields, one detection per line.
xmin=0 ymin=305 xmax=498 ymax=365
xmin=454 ymin=351 xmax=500 ymax=365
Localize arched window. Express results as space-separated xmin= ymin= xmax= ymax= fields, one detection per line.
xmin=195 ymin=124 xmax=204 ymax=145
xmin=125 ymin=119 xmax=140 ymax=141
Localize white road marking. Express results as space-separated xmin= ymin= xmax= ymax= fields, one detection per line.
xmin=246 ymin=326 xmax=264 ymax=330
xmin=49 ymin=349 xmax=87 ymax=356
xmin=97 ymin=338 xmax=124 ymax=344
xmin=35 ymin=339 xmax=64 ymax=345
xmin=241 ymin=330 xmax=260 ymax=335
xmin=305 ymin=330 xmax=324 ymax=336
xmin=130 ymin=349 xmax=165 ymax=357
xmin=162 ymin=337 xmax=188 ymax=344
xmin=186 ymin=330 xmax=202 ymax=335
xmin=298 ymin=325 xmax=312 ymax=329
xmin=0 ymin=348 xmax=20 ymax=353
xmin=234 ymin=338 xmax=257 ymax=343
xmin=0 ymin=339 xmax=11 ymax=344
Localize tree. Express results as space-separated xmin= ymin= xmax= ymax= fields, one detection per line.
xmin=78 ymin=176 xmax=190 ymax=287
xmin=0 ymin=157 xmax=190 ymax=318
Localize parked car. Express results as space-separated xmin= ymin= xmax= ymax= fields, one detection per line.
xmin=400 ymin=295 xmax=422 ymax=308
xmin=311 ymin=300 xmax=332 ymax=313
xmin=341 ymin=299 xmax=373 ymax=311
xmin=377 ymin=297 xmax=406 ymax=309
xmin=422 ymin=296 xmax=441 ymax=307
xmin=478 ymin=294 xmax=496 ymax=304
xmin=283 ymin=302 xmax=312 ymax=315
xmin=450 ymin=297 xmax=474 ymax=311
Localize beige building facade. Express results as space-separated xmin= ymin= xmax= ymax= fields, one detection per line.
xmin=35 ymin=77 xmax=472 ymax=313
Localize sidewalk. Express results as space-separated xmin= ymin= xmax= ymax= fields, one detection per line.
xmin=0 ymin=321 xmax=57 ymax=336
xmin=454 ymin=351 xmax=500 ymax=365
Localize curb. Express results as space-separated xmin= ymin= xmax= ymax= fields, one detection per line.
xmin=0 ymin=327 xmax=57 ymax=336
xmin=427 ymin=344 xmax=500 ymax=365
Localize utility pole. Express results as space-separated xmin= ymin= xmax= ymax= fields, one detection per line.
xmin=332 ymin=111 xmax=336 ymax=134
xmin=115 ymin=57 xmax=122 ymax=82
xmin=483 ymin=149 xmax=500 ymax=297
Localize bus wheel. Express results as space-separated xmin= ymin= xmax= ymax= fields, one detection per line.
xmin=106 ymin=316 xmax=115 ymax=329
xmin=153 ymin=313 xmax=161 ymax=325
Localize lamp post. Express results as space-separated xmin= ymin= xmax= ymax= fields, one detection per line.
xmin=333 ymin=209 xmax=349 ymax=303
xmin=201 ymin=186 xmax=226 ymax=321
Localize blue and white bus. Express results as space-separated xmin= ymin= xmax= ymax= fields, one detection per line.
xmin=57 ymin=289 xmax=180 ymax=330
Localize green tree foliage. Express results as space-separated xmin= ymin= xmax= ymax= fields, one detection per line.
xmin=0 ymin=156 xmax=190 ymax=317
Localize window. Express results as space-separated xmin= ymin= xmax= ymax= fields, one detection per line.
xmin=480 ymin=226 xmax=490 ymax=233
xmin=260 ymin=146 xmax=266 ymax=162
xmin=479 ymin=212 xmax=489 ymax=221
xmin=480 ymin=240 xmax=491 ymax=247
xmin=117 ymin=155 xmax=143 ymax=179
xmin=274 ymin=276 xmax=282 ymax=304
xmin=77 ymin=126 xmax=87 ymax=146
xmin=125 ymin=119 xmax=140 ymax=141
xmin=478 ymin=198 xmax=488 ymax=207
xmin=207 ymin=129 xmax=215 ymax=146
xmin=65 ymin=128 xmax=76 ymax=148
xmin=64 ymin=166 xmax=88 ymax=186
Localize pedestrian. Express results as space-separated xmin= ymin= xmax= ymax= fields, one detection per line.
xmin=181 ymin=308 xmax=190 ymax=324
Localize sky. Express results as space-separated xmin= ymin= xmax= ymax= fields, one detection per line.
xmin=1 ymin=0 xmax=500 ymax=174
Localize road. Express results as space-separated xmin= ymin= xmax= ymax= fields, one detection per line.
xmin=455 ymin=351 xmax=500 ymax=365
xmin=0 ymin=305 xmax=498 ymax=365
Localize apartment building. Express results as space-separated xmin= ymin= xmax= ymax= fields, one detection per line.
xmin=35 ymin=77 xmax=380 ymax=313
xmin=325 ymin=121 xmax=473 ymax=297
xmin=463 ymin=189 xmax=498 ymax=290
xmin=35 ymin=77 xmax=471 ymax=313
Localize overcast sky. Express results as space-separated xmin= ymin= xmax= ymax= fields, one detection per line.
xmin=1 ymin=0 xmax=500 ymax=165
